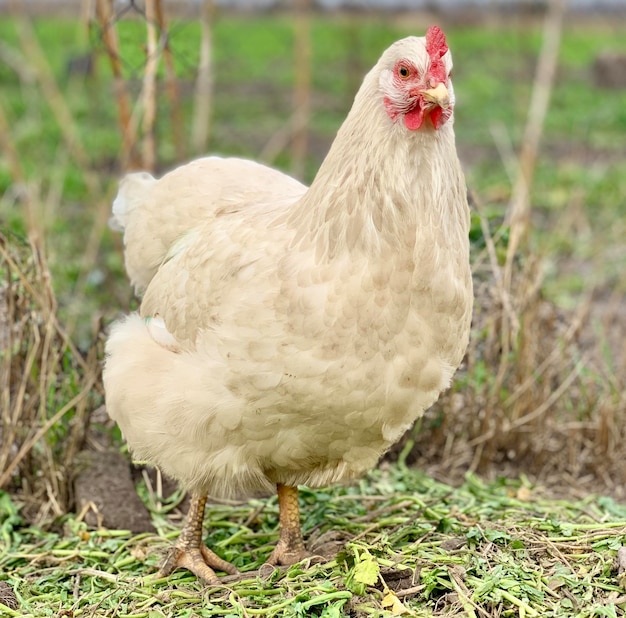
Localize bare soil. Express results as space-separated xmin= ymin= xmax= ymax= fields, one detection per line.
xmin=73 ymin=449 xmax=155 ymax=533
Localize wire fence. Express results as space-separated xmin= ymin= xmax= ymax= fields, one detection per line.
xmin=86 ymin=0 xmax=314 ymax=174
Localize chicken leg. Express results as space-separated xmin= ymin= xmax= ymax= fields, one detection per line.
xmin=266 ymin=484 xmax=311 ymax=566
xmin=159 ymin=492 xmax=239 ymax=584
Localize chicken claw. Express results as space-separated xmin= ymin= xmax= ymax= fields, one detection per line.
xmin=159 ymin=492 xmax=239 ymax=584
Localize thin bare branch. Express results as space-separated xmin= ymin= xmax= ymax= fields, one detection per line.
xmin=154 ymin=0 xmax=185 ymax=161
xmin=191 ymin=0 xmax=215 ymax=155
xmin=290 ymin=0 xmax=312 ymax=179
xmin=504 ymin=0 xmax=566 ymax=290
xmin=95 ymin=0 xmax=140 ymax=169
xmin=141 ymin=0 xmax=160 ymax=172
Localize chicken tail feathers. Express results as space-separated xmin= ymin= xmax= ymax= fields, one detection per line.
xmin=110 ymin=172 xmax=156 ymax=232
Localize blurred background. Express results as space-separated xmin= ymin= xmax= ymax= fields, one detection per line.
xmin=0 ymin=0 xmax=625 ymax=520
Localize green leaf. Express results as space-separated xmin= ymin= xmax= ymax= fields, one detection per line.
xmin=593 ymin=605 xmax=618 ymax=618
xmin=484 ymin=528 xmax=511 ymax=544
xmin=353 ymin=555 xmax=380 ymax=586
xmin=466 ymin=527 xmax=483 ymax=544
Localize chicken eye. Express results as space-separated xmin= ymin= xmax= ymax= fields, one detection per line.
xmin=398 ymin=66 xmax=410 ymax=79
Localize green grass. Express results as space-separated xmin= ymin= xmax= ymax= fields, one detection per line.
xmin=3 ymin=465 xmax=626 ymax=617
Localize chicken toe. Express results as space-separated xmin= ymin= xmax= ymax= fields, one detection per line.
xmin=266 ymin=536 xmax=311 ymax=566
xmin=159 ymin=492 xmax=239 ymax=584
xmin=266 ymin=484 xmax=311 ymax=566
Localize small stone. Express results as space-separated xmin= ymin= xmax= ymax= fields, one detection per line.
xmin=0 ymin=581 xmax=18 ymax=610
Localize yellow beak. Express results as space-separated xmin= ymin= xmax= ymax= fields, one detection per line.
xmin=421 ymin=83 xmax=450 ymax=109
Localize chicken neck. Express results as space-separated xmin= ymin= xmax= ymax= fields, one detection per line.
xmin=288 ymin=75 xmax=463 ymax=263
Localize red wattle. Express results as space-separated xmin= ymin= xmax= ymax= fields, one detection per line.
xmin=430 ymin=107 xmax=443 ymax=129
xmin=404 ymin=106 xmax=425 ymax=131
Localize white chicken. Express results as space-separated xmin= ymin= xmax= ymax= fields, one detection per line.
xmin=104 ymin=26 xmax=473 ymax=583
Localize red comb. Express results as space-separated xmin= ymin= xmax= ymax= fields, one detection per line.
xmin=425 ymin=26 xmax=448 ymax=84
xmin=426 ymin=26 xmax=448 ymax=60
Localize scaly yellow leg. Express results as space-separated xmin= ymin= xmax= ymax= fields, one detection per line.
xmin=266 ymin=484 xmax=311 ymax=565
xmin=159 ymin=492 xmax=239 ymax=584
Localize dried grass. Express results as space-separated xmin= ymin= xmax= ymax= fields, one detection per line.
xmin=0 ymin=231 xmax=102 ymax=521
xmin=410 ymin=210 xmax=626 ymax=496
xmin=0 ymin=11 xmax=105 ymax=520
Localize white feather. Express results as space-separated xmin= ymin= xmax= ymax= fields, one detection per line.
xmin=103 ymin=34 xmax=473 ymax=500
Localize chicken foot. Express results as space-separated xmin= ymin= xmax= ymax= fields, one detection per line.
xmin=266 ymin=484 xmax=311 ymax=566
xmin=159 ymin=492 xmax=239 ymax=584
